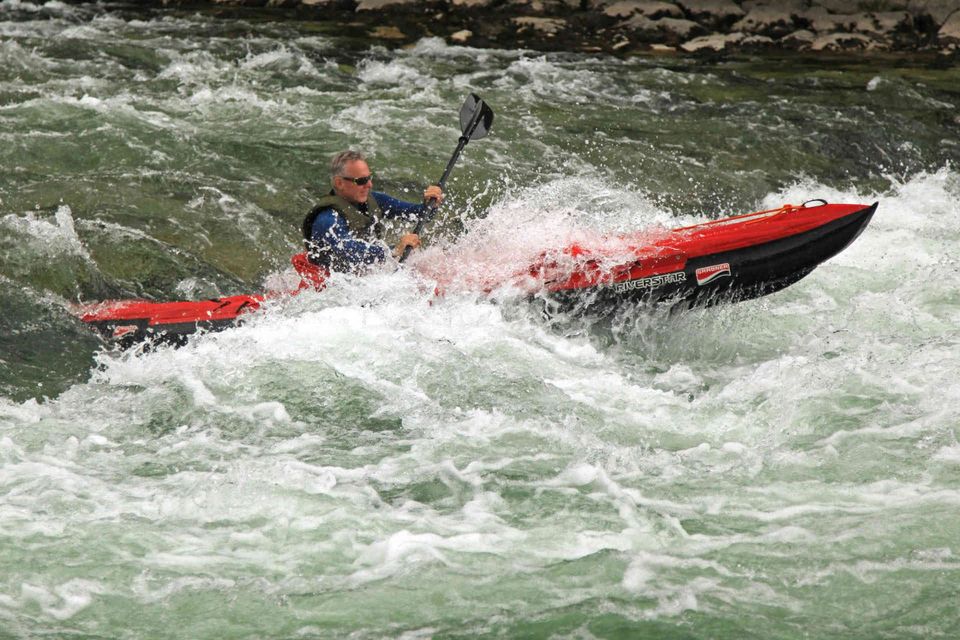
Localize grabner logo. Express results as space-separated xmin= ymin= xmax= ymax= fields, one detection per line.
xmin=695 ymin=263 xmax=732 ymax=286
xmin=612 ymin=271 xmax=686 ymax=294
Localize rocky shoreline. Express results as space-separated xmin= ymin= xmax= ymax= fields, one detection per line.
xmin=146 ymin=0 xmax=960 ymax=57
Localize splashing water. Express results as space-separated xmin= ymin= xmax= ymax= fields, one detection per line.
xmin=1 ymin=2 xmax=960 ymax=638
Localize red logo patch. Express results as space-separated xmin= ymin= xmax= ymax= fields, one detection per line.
xmin=695 ymin=263 xmax=731 ymax=286
xmin=111 ymin=324 xmax=139 ymax=339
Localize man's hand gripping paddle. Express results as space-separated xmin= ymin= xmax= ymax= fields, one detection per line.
xmin=399 ymin=93 xmax=494 ymax=263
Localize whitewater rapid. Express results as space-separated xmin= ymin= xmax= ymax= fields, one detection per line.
xmin=2 ymin=1 xmax=960 ymax=636
xmin=3 ymin=169 xmax=960 ymax=636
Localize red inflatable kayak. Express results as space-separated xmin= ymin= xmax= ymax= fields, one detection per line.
xmin=512 ymin=199 xmax=877 ymax=314
xmin=74 ymin=253 xmax=326 ymax=347
xmin=74 ymin=200 xmax=876 ymax=346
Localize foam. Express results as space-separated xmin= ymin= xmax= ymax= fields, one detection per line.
xmin=2 ymin=8 xmax=959 ymax=629
xmin=19 ymin=579 xmax=104 ymax=620
xmin=0 ymin=205 xmax=91 ymax=260
xmin=357 ymin=59 xmax=434 ymax=87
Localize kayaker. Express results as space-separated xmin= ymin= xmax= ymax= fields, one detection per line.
xmin=302 ymin=150 xmax=444 ymax=273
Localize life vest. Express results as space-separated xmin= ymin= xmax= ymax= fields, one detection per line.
xmin=302 ymin=191 xmax=385 ymax=268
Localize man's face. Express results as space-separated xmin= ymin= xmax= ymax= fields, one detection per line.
xmin=333 ymin=159 xmax=373 ymax=205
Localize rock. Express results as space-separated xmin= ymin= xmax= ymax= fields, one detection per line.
xmin=618 ymin=14 xmax=704 ymax=39
xmin=742 ymin=0 xmax=804 ymax=11
xmin=369 ymin=25 xmax=406 ymax=38
xmin=617 ymin=13 xmax=657 ymax=31
xmin=872 ymin=11 xmax=914 ymax=33
xmin=800 ymin=7 xmax=859 ymax=33
xmin=512 ymin=16 xmax=568 ymax=36
xmin=603 ymin=0 xmax=684 ymax=19
xmin=849 ymin=12 xmax=879 ymax=34
xmin=195 ymin=0 xmax=960 ymax=56
xmin=680 ymin=31 xmax=744 ymax=51
xmin=655 ymin=16 xmax=704 ymax=38
xmin=939 ymin=9 xmax=960 ymax=43
xmin=741 ymin=34 xmax=775 ymax=47
xmin=675 ymin=0 xmax=744 ymax=22
xmin=813 ymin=0 xmax=859 ymax=11
xmin=733 ymin=6 xmax=797 ymax=37
xmin=810 ymin=32 xmax=875 ymax=50
xmin=908 ymin=0 xmax=960 ymax=25
xmin=355 ymin=0 xmax=417 ymax=10
xmin=781 ymin=28 xmax=815 ymax=46
xmin=508 ymin=0 xmax=580 ymax=12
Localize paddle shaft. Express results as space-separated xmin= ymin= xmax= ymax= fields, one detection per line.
xmin=399 ymin=103 xmax=489 ymax=263
xmin=408 ymin=136 xmax=466 ymax=231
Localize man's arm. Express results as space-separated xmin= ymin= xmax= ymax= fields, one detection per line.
xmin=311 ymin=209 xmax=386 ymax=267
xmin=374 ymin=191 xmax=439 ymax=223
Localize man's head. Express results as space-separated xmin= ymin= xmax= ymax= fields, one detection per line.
xmin=330 ymin=150 xmax=373 ymax=205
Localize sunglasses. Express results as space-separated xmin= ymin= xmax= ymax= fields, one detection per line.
xmin=339 ymin=174 xmax=372 ymax=186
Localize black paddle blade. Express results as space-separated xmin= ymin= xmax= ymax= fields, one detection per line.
xmin=459 ymin=93 xmax=494 ymax=141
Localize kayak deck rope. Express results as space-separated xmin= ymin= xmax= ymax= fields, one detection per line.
xmin=674 ymin=200 xmax=829 ymax=232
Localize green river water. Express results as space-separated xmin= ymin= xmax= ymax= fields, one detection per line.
xmin=2 ymin=1 xmax=960 ymax=638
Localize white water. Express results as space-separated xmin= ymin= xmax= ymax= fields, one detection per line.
xmin=2 ymin=2 xmax=960 ymax=635
xmin=2 ymin=171 xmax=959 ymax=635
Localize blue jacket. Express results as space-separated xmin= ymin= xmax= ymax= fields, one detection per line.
xmin=309 ymin=192 xmax=432 ymax=269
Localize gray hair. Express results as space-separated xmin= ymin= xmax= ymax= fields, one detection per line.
xmin=330 ymin=150 xmax=366 ymax=179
